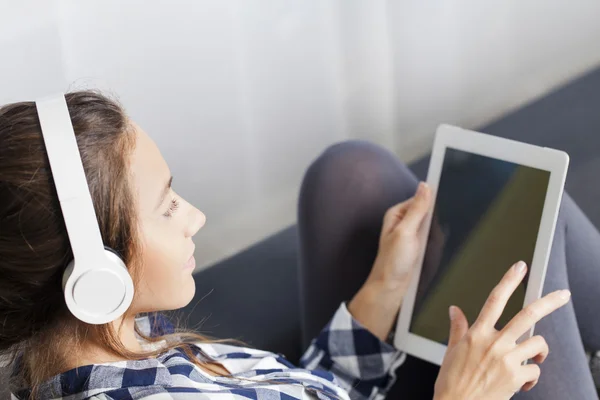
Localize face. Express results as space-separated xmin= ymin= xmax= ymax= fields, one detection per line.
xmin=128 ymin=124 xmax=206 ymax=313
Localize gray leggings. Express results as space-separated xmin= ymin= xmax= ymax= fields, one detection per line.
xmin=298 ymin=140 xmax=600 ymax=400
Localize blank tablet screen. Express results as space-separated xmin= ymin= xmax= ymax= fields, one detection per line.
xmin=409 ymin=148 xmax=551 ymax=344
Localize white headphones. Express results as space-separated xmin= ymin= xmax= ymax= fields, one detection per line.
xmin=35 ymin=94 xmax=134 ymax=325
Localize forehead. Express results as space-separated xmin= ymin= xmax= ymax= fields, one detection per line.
xmin=129 ymin=124 xmax=170 ymax=212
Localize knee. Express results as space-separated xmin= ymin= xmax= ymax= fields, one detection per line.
xmin=313 ymin=140 xmax=396 ymax=173
xmin=557 ymin=191 xmax=585 ymax=227
xmin=321 ymin=140 xmax=387 ymax=160
xmin=305 ymin=140 xmax=386 ymax=183
xmin=301 ymin=140 xmax=417 ymax=194
xmin=557 ymin=191 xmax=580 ymax=219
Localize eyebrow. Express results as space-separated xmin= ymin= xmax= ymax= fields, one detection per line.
xmin=156 ymin=176 xmax=173 ymax=210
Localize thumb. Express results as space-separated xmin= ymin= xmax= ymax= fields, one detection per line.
xmin=447 ymin=306 xmax=469 ymax=350
xmin=399 ymin=183 xmax=431 ymax=233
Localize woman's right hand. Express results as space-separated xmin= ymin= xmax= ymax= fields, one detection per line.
xmin=433 ymin=261 xmax=572 ymax=400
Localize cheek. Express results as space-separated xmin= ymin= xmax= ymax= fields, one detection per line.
xmin=133 ymin=223 xmax=196 ymax=311
xmin=144 ymin=225 xmax=182 ymax=270
xmin=138 ymin=255 xmax=196 ymax=311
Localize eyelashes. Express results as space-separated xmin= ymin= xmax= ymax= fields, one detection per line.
xmin=163 ymin=197 xmax=180 ymax=218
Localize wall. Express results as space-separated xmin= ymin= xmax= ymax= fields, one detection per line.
xmin=1 ymin=0 xmax=599 ymax=271
xmin=388 ymin=0 xmax=600 ymax=158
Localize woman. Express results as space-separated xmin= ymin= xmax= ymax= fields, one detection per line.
xmin=0 ymin=91 xmax=592 ymax=399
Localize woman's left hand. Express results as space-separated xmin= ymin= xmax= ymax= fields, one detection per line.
xmin=368 ymin=181 xmax=433 ymax=289
xmin=348 ymin=182 xmax=432 ymax=341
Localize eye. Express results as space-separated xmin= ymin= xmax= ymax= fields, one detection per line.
xmin=163 ymin=197 xmax=180 ymax=218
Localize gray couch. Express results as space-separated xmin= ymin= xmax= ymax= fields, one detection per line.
xmin=179 ymin=66 xmax=600 ymax=399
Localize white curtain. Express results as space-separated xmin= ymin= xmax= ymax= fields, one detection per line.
xmin=1 ymin=0 xmax=599 ymax=270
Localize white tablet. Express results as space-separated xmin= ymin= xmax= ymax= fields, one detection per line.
xmin=393 ymin=124 xmax=569 ymax=366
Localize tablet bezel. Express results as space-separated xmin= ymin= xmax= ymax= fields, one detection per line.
xmin=393 ymin=124 xmax=569 ymax=366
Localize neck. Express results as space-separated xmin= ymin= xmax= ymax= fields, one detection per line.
xmin=65 ymin=314 xmax=144 ymax=368
xmin=114 ymin=314 xmax=145 ymax=354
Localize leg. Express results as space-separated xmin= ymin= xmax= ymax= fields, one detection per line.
xmin=515 ymin=193 xmax=598 ymax=399
xmin=298 ymin=140 xmax=438 ymax=399
xmin=562 ymin=194 xmax=600 ymax=351
xmin=297 ymin=140 xmax=418 ymax=345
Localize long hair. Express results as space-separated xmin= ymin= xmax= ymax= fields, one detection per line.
xmin=0 ymin=91 xmax=227 ymax=399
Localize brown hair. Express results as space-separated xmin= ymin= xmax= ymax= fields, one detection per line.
xmin=0 ymin=91 xmax=226 ymax=399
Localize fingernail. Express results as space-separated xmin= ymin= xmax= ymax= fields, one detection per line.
xmin=417 ymin=182 xmax=424 ymax=195
xmin=449 ymin=306 xmax=456 ymax=320
xmin=559 ymin=290 xmax=571 ymax=300
xmin=514 ymin=261 xmax=526 ymax=274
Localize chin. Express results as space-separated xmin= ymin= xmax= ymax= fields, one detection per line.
xmin=140 ymin=273 xmax=197 ymax=312
xmin=176 ymin=274 xmax=197 ymax=309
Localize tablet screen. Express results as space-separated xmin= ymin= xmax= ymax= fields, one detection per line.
xmin=410 ymin=147 xmax=551 ymax=344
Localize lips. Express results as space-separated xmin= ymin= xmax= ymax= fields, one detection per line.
xmin=183 ymin=255 xmax=196 ymax=270
xmin=183 ymin=245 xmax=196 ymax=270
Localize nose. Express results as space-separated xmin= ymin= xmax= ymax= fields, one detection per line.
xmin=186 ymin=208 xmax=206 ymax=237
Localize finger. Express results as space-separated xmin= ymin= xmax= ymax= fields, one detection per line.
xmin=531 ymin=353 xmax=546 ymax=365
xmin=518 ymin=364 xmax=541 ymax=391
xmin=381 ymin=199 xmax=413 ymax=235
xmin=447 ymin=306 xmax=469 ymax=351
xmin=397 ymin=182 xmax=431 ymax=233
xmin=513 ymin=335 xmax=549 ymax=364
xmin=502 ymin=289 xmax=571 ymax=342
xmin=474 ymin=261 xmax=527 ymax=329
xmin=521 ymin=379 xmax=538 ymax=392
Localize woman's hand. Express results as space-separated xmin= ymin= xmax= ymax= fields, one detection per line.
xmin=368 ymin=181 xmax=433 ymax=289
xmin=348 ymin=182 xmax=432 ymax=341
xmin=434 ymin=261 xmax=572 ymax=400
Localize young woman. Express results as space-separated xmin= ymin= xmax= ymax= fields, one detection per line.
xmin=0 ymin=91 xmax=594 ymax=400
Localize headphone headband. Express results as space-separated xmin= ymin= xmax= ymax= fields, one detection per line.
xmin=36 ymin=95 xmax=106 ymax=267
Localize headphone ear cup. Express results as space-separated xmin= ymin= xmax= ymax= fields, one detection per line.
xmin=61 ymin=247 xmax=125 ymax=292
xmin=62 ymin=249 xmax=134 ymax=324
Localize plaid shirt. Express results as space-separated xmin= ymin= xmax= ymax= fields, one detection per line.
xmin=11 ymin=303 xmax=406 ymax=400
